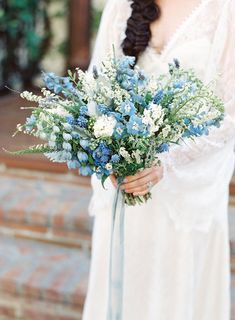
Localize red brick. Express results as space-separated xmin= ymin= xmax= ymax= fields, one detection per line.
xmin=70 ymin=277 xmax=88 ymax=307
xmin=0 ymin=266 xmax=24 ymax=295
xmin=23 ymin=266 xmax=50 ymax=299
xmin=43 ymin=269 xmax=75 ymax=303
xmin=7 ymin=195 xmax=35 ymax=222
xmin=52 ymin=201 xmax=78 ymax=228
xmin=0 ymin=304 xmax=16 ymax=317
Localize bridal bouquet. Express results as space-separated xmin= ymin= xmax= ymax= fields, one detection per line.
xmin=12 ymin=53 xmax=224 ymax=206
xmin=9 ymin=51 xmax=225 ymax=320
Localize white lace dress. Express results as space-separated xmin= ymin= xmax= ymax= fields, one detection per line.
xmin=82 ymin=0 xmax=235 ymax=319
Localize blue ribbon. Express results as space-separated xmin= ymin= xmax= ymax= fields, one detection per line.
xmin=106 ymin=178 xmax=125 ymax=320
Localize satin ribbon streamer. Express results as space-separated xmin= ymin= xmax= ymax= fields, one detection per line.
xmin=106 ymin=178 xmax=125 ymax=320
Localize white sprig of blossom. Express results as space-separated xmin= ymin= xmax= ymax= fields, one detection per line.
xmin=93 ymin=114 xmax=117 ymax=138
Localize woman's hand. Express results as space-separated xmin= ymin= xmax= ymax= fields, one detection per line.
xmin=109 ymin=165 xmax=164 ymax=196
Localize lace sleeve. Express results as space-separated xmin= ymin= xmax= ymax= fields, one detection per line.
xmin=158 ymin=0 xmax=235 ymax=177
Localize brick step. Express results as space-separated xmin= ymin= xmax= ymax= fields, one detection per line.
xmin=0 ymin=235 xmax=89 ymax=320
xmin=0 ymin=169 xmax=93 ymax=249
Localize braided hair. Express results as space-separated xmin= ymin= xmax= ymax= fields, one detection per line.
xmin=121 ymin=0 xmax=161 ymax=64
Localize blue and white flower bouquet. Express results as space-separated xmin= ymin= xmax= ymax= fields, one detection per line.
xmin=12 ymin=53 xmax=224 ymax=206
xmin=9 ymin=51 xmax=225 ymax=320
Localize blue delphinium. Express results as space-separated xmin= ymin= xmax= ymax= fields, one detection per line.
xmin=119 ymin=101 xmax=136 ymax=116
xmin=126 ymin=115 xmax=147 ymax=136
xmin=66 ymin=115 xmax=75 ymax=125
xmin=25 ymin=115 xmax=36 ymax=131
xmin=173 ymin=79 xmax=186 ymax=89
xmin=67 ymin=159 xmax=81 ymax=170
xmin=108 ymin=111 xmax=123 ymax=121
xmin=92 ymin=142 xmax=111 ymax=167
xmin=114 ymin=123 xmax=126 ymax=139
xmin=156 ymin=143 xmax=169 ymax=153
xmin=79 ymin=166 xmax=93 ymax=176
xmin=80 ymin=105 xmax=88 ymax=116
xmin=43 ymin=72 xmax=74 ymax=95
xmin=130 ymin=92 xmax=147 ymax=107
xmin=77 ymin=151 xmax=88 ymax=163
xmin=111 ymin=154 xmax=120 ymax=163
xmin=97 ymin=104 xmax=109 ymax=115
xmin=153 ymin=89 xmax=164 ymax=104
xmin=76 ymin=116 xmax=88 ymax=128
xmin=80 ymin=139 xmax=90 ymax=150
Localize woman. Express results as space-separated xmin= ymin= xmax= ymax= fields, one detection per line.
xmin=82 ymin=0 xmax=235 ymax=319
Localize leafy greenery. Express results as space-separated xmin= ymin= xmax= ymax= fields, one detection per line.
xmin=0 ymin=0 xmax=68 ymax=93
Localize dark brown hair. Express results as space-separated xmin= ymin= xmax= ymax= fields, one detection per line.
xmin=121 ymin=0 xmax=161 ymax=64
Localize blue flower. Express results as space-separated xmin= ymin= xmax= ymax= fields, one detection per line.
xmin=97 ymin=104 xmax=109 ymax=115
xmin=25 ymin=115 xmax=36 ymax=131
xmin=77 ymin=151 xmax=88 ymax=163
xmin=79 ymin=166 xmax=93 ymax=176
xmin=80 ymin=105 xmax=88 ymax=116
xmin=67 ymin=160 xmax=81 ymax=170
xmin=126 ymin=115 xmax=146 ymax=136
xmin=114 ymin=123 xmax=126 ymax=139
xmin=173 ymin=79 xmax=186 ymax=89
xmin=184 ymin=124 xmax=209 ymax=137
xmin=119 ymin=101 xmax=136 ymax=116
xmin=183 ymin=118 xmax=191 ymax=125
xmin=153 ymin=89 xmax=164 ymax=104
xmin=92 ymin=142 xmax=111 ymax=167
xmin=156 ymin=143 xmax=169 ymax=153
xmin=117 ymin=56 xmax=136 ymax=70
xmin=71 ymin=131 xmax=80 ymax=139
xmin=80 ymin=139 xmax=90 ymax=150
xmin=43 ymin=73 xmax=74 ymax=96
xmin=111 ymin=154 xmax=120 ymax=163
xmin=76 ymin=116 xmax=88 ymax=128
xmin=107 ymin=112 xmax=123 ymax=121
xmin=54 ymin=84 xmax=63 ymax=94
xmin=66 ymin=115 xmax=75 ymax=125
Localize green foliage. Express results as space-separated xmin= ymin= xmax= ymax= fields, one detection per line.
xmin=4 ymin=144 xmax=51 ymax=155
xmin=0 ymin=0 xmax=68 ymax=93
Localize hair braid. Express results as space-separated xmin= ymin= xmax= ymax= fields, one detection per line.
xmin=121 ymin=0 xmax=161 ymax=64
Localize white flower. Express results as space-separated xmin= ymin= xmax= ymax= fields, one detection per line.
xmin=63 ymin=133 xmax=72 ymax=141
xmin=161 ymin=125 xmax=171 ymax=139
xmin=142 ymin=103 xmax=164 ymax=134
xmin=105 ymin=163 xmax=113 ymax=171
xmin=93 ymin=115 xmax=116 ymax=138
xmin=48 ymin=141 xmax=56 ymax=148
xmin=53 ymin=126 xmax=60 ymax=133
xmin=39 ymin=132 xmax=47 ymax=140
xmin=20 ymin=91 xmax=41 ymax=102
xmin=63 ymin=123 xmax=72 ymax=132
xmin=63 ymin=142 xmax=72 ymax=151
xmin=50 ymin=133 xmax=57 ymax=142
xmin=16 ymin=124 xmax=23 ymax=132
xmin=149 ymin=103 xmax=164 ymax=120
xmin=45 ymin=151 xmax=72 ymax=162
xmin=131 ymin=150 xmax=141 ymax=164
xmin=119 ymin=147 xmax=132 ymax=164
xmin=87 ymin=101 xmax=97 ymax=116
